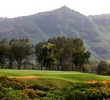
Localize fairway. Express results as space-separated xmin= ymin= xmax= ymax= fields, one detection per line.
xmin=0 ymin=69 xmax=110 ymax=82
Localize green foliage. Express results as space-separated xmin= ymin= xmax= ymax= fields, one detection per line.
xmin=35 ymin=36 xmax=91 ymax=71
xmin=24 ymin=89 xmax=39 ymax=99
xmin=106 ymin=82 xmax=110 ymax=87
xmin=88 ymin=61 xmax=99 ymax=73
xmin=9 ymin=39 xmax=33 ymax=69
xmin=66 ymin=90 xmax=86 ymax=100
xmin=35 ymin=42 xmax=46 ymax=70
xmin=0 ymin=76 xmax=27 ymax=90
xmin=46 ymin=90 xmax=66 ymax=100
xmin=48 ymin=36 xmax=75 ymax=70
xmin=41 ymin=43 xmax=57 ymax=70
xmin=65 ymin=82 xmax=110 ymax=100
xmin=0 ymin=39 xmax=10 ymax=68
xmin=96 ymin=61 xmax=110 ymax=75
xmin=0 ymin=85 xmax=29 ymax=100
xmin=67 ymin=82 xmax=102 ymax=91
xmin=72 ymin=38 xmax=91 ymax=71
xmin=0 ymin=75 xmax=110 ymax=99
xmin=29 ymin=84 xmax=50 ymax=91
xmin=0 ymin=39 xmax=34 ymax=69
xmin=85 ymin=88 xmax=110 ymax=100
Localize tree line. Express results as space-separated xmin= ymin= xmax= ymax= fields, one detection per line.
xmin=35 ymin=37 xmax=90 ymax=71
xmin=0 ymin=36 xmax=91 ymax=71
xmin=0 ymin=39 xmax=33 ymax=69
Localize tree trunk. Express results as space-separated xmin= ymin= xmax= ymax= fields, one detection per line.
xmin=40 ymin=62 xmax=43 ymax=70
xmin=18 ymin=66 xmax=21 ymax=69
xmin=17 ymin=60 xmax=22 ymax=69
xmin=8 ymin=61 xmax=13 ymax=69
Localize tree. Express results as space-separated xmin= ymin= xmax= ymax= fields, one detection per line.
xmin=0 ymin=39 xmax=10 ymax=68
xmin=41 ymin=43 xmax=57 ymax=70
xmin=72 ymin=38 xmax=90 ymax=71
xmin=35 ymin=42 xmax=46 ymax=70
xmin=48 ymin=37 xmax=90 ymax=71
xmin=9 ymin=39 xmax=32 ymax=69
xmin=35 ymin=36 xmax=91 ymax=71
xmin=48 ymin=37 xmax=74 ymax=70
xmin=96 ymin=61 xmax=109 ymax=75
xmin=72 ymin=49 xmax=90 ymax=71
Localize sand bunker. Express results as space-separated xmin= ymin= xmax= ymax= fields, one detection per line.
xmin=15 ymin=75 xmax=39 ymax=79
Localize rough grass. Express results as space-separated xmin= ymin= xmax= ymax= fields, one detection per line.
xmin=0 ymin=69 xmax=110 ymax=82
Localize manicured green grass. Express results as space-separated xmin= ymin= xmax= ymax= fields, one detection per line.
xmin=0 ymin=69 xmax=110 ymax=82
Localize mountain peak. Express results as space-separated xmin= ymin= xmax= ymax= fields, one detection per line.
xmin=60 ymin=6 xmax=71 ymax=9
xmin=59 ymin=6 xmax=73 ymax=11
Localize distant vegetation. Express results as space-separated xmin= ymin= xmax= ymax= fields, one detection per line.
xmin=0 ymin=36 xmax=110 ymax=75
xmin=0 ymin=38 xmax=33 ymax=69
xmin=35 ymin=36 xmax=90 ymax=71
xmin=0 ymin=37 xmax=90 ymax=71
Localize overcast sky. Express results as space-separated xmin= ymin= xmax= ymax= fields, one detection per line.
xmin=0 ymin=0 xmax=110 ymax=18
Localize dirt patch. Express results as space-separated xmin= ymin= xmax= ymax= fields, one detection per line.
xmin=101 ymin=80 xmax=110 ymax=84
xmin=15 ymin=75 xmax=39 ymax=79
xmin=83 ymin=80 xmax=110 ymax=84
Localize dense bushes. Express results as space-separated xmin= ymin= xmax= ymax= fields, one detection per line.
xmin=0 ymin=76 xmax=110 ymax=100
xmin=0 ymin=86 xmax=29 ymax=100
xmin=0 ymin=76 xmax=27 ymax=90
xmin=62 ymin=82 xmax=110 ymax=100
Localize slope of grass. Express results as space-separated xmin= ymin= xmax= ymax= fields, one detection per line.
xmin=0 ymin=69 xmax=110 ymax=82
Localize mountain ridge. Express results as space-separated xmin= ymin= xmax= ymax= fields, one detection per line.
xmin=0 ymin=6 xmax=110 ymax=60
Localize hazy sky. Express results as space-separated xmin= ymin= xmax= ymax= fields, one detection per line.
xmin=1 ymin=0 xmax=110 ymax=18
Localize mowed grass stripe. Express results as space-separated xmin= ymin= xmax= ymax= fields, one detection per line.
xmin=0 ymin=69 xmax=110 ymax=82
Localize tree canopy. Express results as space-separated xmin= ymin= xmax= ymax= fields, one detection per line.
xmin=35 ymin=36 xmax=91 ymax=71
xmin=9 ymin=39 xmax=32 ymax=69
xmin=0 ymin=37 xmax=91 ymax=71
xmin=0 ymin=39 xmax=10 ymax=68
xmin=0 ymin=39 xmax=33 ymax=69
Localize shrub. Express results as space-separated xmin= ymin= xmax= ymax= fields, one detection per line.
xmin=46 ymin=89 xmax=66 ymax=100
xmin=66 ymin=90 xmax=86 ymax=100
xmin=29 ymin=84 xmax=50 ymax=91
xmin=67 ymin=82 xmax=94 ymax=91
xmin=0 ymin=76 xmax=27 ymax=90
xmin=24 ymin=89 xmax=38 ymax=99
xmin=0 ymin=86 xmax=29 ymax=100
xmin=106 ymin=82 xmax=110 ymax=87
xmin=85 ymin=88 xmax=110 ymax=100
xmin=96 ymin=61 xmax=109 ymax=75
xmin=37 ymin=91 xmax=46 ymax=97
